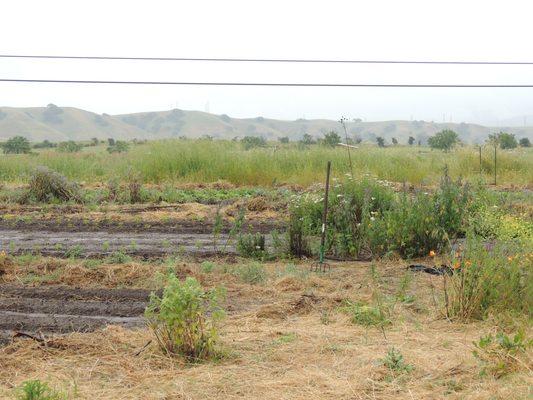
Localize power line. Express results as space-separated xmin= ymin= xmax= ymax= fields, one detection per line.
xmin=1 ymin=78 xmax=533 ymax=87
xmin=2 ymin=54 xmax=533 ymax=65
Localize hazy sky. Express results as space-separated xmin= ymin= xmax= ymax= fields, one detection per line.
xmin=2 ymin=0 xmax=533 ymax=125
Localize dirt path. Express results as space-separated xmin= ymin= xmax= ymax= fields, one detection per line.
xmin=0 ymin=229 xmax=265 ymax=257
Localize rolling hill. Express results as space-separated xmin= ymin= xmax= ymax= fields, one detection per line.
xmin=1 ymin=104 xmax=532 ymax=144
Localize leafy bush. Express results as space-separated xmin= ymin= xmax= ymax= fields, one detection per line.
xmin=443 ymin=237 xmax=531 ymax=320
xmin=15 ymin=379 xmax=65 ymax=400
xmin=473 ymin=331 xmax=532 ymax=377
xmin=428 ymin=129 xmax=459 ymax=151
xmin=22 ymin=166 xmax=80 ymax=203
xmin=145 ymin=276 xmax=225 ymax=361
xmin=236 ymin=233 xmax=268 ymax=260
xmin=107 ymin=140 xmax=130 ymax=153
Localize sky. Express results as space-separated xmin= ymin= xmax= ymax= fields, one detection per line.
xmin=2 ymin=0 xmax=533 ymax=126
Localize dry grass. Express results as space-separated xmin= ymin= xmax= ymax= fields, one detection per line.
xmin=0 ymin=260 xmax=531 ymax=399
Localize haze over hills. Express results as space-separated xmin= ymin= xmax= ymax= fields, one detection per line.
xmin=1 ymin=104 xmax=532 ymax=144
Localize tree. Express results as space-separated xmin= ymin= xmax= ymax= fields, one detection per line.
xmin=2 ymin=136 xmax=31 ymax=154
xmin=33 ymin=139 xmax=56 ymax=149
xmin=427 ymin=129 xmax=459 ymax=151
xmin=408 ymin=136 xmax=415 ymax=146
xmin=107 ymin=138 xmax=116 ymax=146
xmin=278 ymin=136 xmax=289 ymax=143
xmin=107 ymin=140 xmax=130 ymax=153
xmin=57 ymin=140 xmax=83 ymax=153
xmin=376 ymin=137 xmax=386 ymax=147
xmin=321 ymin=131 xmax=341 ymax=147
xmin=241 ymin=136 xmax=266 ymax=150
xmin=300 ymin=133 xmax=316 ymax=145
xmin=90 ymin=137 xmax=99 ymax=146
xmin=488 ymin=132 xmax=517 ymax=149
xmin=391 ymin=137 xmax=398 ymax=145
xmin=519 ymin=137 xmax=531 ymax=147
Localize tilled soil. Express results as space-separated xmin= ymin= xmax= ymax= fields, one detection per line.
xmin=0 ymin=229 xmax=271 ymax=258
xmin=0 ymin=284 xmax=150 ymax=344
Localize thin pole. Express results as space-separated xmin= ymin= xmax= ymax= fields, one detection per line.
xmin=320 ymin=161 xmax=332 ymax=265
xmin=494 ymin=145 xmax=497 ymax=185
xmin=479 ymin=146 xmax=482 ymax=180
xmin=340 ymin=117 xmax=354 ymax=179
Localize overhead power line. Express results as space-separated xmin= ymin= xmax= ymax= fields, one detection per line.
xmin=2 ymin=54 xmax=533 ymax=65
xmin=2 ymin=78 xmax=533 ymax=87
xmin=1 ymin=78 xmax=533 ymax=87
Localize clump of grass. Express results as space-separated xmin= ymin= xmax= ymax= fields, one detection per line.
xmin=233 ymin=262 xmax=267 ymax=284
xmin=145 ymin=276 xmax=226 ymax=361
xmin=15 ymin=379 xmax=66 ymax=400
xmin=200 ymin=261 xmax=216 ymax=273
xmin=342 ymin=301 xmax=391 ymax=327
xmin=127 ymin=170 xmax=143 ymax=204
xmin=473 ymin=331 xmax=532 ymax=378
xmin=21 ymin=166 xmax=80 ymax=204
xmin=380 ymin=347 xmax=414 ymax=375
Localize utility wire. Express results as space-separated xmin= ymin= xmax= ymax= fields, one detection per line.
xmin=1 ymin=78 xmax=533 ymax=87
xmin=2 ymin=54 xmax=533 ymax=65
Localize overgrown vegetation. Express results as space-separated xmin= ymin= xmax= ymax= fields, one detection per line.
xmin=20 ymin=166 xmax=80 ymax=204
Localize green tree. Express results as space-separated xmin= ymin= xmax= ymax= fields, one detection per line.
xmin=408 ymin=136 xmax=415 ymax=145
xmin=278 ymin=136 xmax=289 ymax=144
xmin=300 ymin=133 xmax=316 ymax=145
xmin=519 ymin=137 xmax=531 ymax=147
xmin=488 ymin=132 xmax=518 ymax=149
xmin=322 ymin=131 xmax=341 ymax=147
xmin=428 ymin=129 xmax=459 ymax=151
xmin=2 ymin=136 xmax=31 ymax=154
xmin=392 ymin=137 xmax=398 ymax=145
xmin=376 ymin=136 xmax=386 ymax=147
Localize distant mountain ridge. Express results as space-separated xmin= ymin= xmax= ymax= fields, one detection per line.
xmin=0 ymin=105 xmax=532 ymax=144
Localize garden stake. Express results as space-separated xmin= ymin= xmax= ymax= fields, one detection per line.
xmin=493 ymin=144 xmax=497 ymax=185
xmin=312 ymin=161 xmax=331 ymax=272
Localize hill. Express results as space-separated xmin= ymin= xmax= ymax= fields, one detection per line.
xmin=1 ymin=104 xmax=533 ymax=144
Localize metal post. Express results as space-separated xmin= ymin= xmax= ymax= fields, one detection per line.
xmin=312 ymin=161 xmax=331 ymax=272
xmin=494 ymin=144 xmax=497 ymax=185
xmin=340 ymin=117 xmax=354 ymax=179
xmin=479 ymin=146 xmax=482 ymax=179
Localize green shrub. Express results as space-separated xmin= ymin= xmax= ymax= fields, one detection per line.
xmin=200 ymin=261 xmax=216 ymax=273
xmin=473 ymin=331 xmax=532 ymax=377
xmin=57 ymin=140 xmax=83 ymax=153
xmin=15 ymin=379 xmax=65 ymax=400
xmin=106 ymin=250 xmax=132 ymax=264
xmin=236 ymin=233 xmax=268 ymax=260
xmin=145 ymin=276 xmax=225 ymax=361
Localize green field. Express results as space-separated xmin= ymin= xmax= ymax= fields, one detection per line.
xmin=0 ymin=140 xmax=531 ymax=187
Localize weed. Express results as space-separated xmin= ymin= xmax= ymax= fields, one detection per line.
xmin=236 ymin=233 xmax=268 ymax=260
xmin=473 ymin=331 xmax=532 ymax=377
xmin=343 ymin=301 xmax=391 ymax=327
xmin=234 ymin=262 xmax=267 ymax=284
xmin=200 ymin=261 xmax=216 ymax=273
xmin=65 ymin=245 xmax=83 ymax=259
xmin=106 ymin=250 xmax=132 ymax=264
xmin=380 ymin=347 xmax=414 ymax=374
xmin=145 ymin=276 xmax=225 ymax=361
xmin=15 ymin=379 xmax=66 ymax=400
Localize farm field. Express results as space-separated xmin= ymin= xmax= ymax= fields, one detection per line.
xmin=0 ymin=140 xmax=531 ymax=400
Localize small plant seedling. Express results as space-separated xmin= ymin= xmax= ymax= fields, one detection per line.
xmin=200 ymin=261 xmax=216 ymax=273
xmin=380 ymin=347 xmax=413 ymax=374
xmin=16 ymin=379 xmax=66 ymax=400
xmin=234 ymin=262 xmax=267 ymax=284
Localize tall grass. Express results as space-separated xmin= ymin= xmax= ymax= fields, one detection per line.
xmin=0 ymin=140 xmax=531 ymax=186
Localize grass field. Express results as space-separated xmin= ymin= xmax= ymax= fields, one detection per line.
xmin=0 ymin=140 xmax=531 ymax=187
